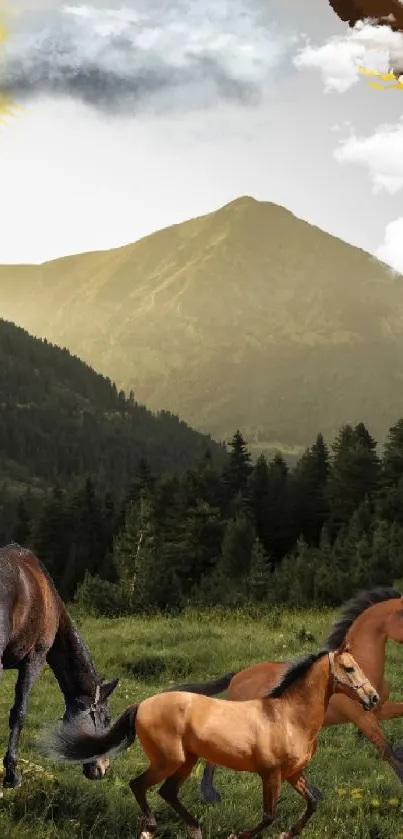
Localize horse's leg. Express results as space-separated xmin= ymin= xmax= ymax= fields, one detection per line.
xmin=226 ymin=769 xmax=281 ymax=839
xmin=159 ymin=754 xmax=202 ymax=838
xmin=347 ymin=709 xmax=403 ymax=782
xmin=129 ymin=762 xmax=181 ymax=839
xmin=200 ymin=761 xmax=221 ymax=804
xmin=373 ymin=701 xmax=403 ymax=766
xmin=279 ymin=774 xmax=323 ymax=839
xmin=3 ymin=653 xmax=46 ymax=788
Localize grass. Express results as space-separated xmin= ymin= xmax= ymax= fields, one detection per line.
xmin=1 ymin=606 xmax=403 ymax=838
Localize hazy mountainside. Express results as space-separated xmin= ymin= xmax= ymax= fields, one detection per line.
xmin=1 ymin=196 xmax=403 ymax=451
xmin=0 ymin=318 xmax=223 ymax=494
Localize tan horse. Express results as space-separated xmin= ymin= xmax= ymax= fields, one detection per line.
xmin=179 ymin=588 xmax=403 ymax=804
xmin=43 ymin=644 xmax=378 ymax=839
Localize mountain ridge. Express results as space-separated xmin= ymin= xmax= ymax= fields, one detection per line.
xmin=1 ymin=195 xmax=403 ymax=451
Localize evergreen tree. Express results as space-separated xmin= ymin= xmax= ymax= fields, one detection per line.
xmin=219 ymin=512 xmax=255 ymax=580
xmin=248 ymin=538 xmax=271 ymax=602
xmin=326 ymin=424 xmax=381 ymax=534
xmin=248 ymin=455 xmax=271 ymax=553
xmin=383 ymin=419 xmax=403 ymax=486
xmin=265 ymin=454 xmax=295 ymax=562
xmin=293 ymin=433 xmax=330 ymax=545
xmin=32 ymin=485 xmax=72 ymax=590
xmin=222 ymin=430 xmax=253 ymax=503
xmin=13 ymin=498 xmax=31 ymax=546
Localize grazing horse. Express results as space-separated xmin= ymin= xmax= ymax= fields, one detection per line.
xmin=174 ymin=588 xmax=403 ymax=804
xmin=43 ymin=644 xmax=378 ymax=839
xmin=0 ymin=543 xmax=119 ymax=788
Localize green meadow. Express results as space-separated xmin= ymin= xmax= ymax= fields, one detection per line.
xmin=1 ymin=607 xmax=403 ymax=839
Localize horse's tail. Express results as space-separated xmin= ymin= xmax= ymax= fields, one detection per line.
xmin=164 ymin=671 xmax=236 ymax=697
xmin=42 ymin=704 xmax=138 ymax=765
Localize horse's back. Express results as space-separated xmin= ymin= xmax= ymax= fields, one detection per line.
xmin=0 ymin=545 xmax=60 ymax=666
xmin=228 ymin=661 xmax=288 ymax=701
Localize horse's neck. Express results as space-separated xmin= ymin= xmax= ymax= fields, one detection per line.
xmin=349 ymin=613 xmax=387 ymax=681
xmin=46 ymin=605 xmax=99 ymax=707
xmin=283 ymin=659 xmax=331 ymax=740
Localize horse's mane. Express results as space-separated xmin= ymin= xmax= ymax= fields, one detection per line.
xmin=326 ymin=587 xmax=402 ymax=650
xmin=267 ymin=649 xmax=329 ymax=698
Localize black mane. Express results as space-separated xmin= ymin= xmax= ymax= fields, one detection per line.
xmin=326 ymin=587 xmax=401 ymax=650
xmin=267 ymin=649 xmax=329 ymax=698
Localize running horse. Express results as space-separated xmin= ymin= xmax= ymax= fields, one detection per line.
xmin=43 ymin=644 xmax=379 ymax=839
xmin=174 ymin=588 xmax=403 ymax=805
xmin=0 ymin=544 xmax=119 ymax=788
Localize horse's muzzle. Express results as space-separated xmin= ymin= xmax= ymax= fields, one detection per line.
xmin=362 ymin=691 xmax=379 ymax=712
xmin=82 ymin=760 xmax=110 ymax=780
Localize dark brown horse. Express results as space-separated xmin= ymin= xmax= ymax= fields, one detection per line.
xmin=0 ymin=543 xmax=119 ymax=788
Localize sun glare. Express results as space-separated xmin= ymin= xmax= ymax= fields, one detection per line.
xmin=0 ymin=0 xmax=22 ymax=126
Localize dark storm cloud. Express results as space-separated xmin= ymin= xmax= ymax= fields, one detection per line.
xmin=0 ymin=2 xmax=291 ymax=114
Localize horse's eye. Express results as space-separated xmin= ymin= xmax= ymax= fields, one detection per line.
xmin=344 ymin=666 xmax=354 ymax=674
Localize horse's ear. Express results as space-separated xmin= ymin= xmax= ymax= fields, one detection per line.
xmin=100 ymin=678 xmax=119 ymax=702
xmin=341 ymin=642 xmax=351 ymax=654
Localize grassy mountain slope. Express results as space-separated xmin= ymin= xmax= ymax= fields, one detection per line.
xmin=0 ymin=318 xmax=223 ymax=494
xmin=1 ymin=196 xmax=403 ymax=451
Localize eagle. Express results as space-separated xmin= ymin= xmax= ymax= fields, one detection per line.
xmin=328 ymin=0 xmax=403 ymax=30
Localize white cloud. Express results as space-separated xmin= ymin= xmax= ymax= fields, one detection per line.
xmin=334 ymin=118 xmax=403 ymax=193
xmin=377 ymin=218 xmax=403 ymax=274
xmin=0 ymin=1 xmax=290 ymax=113
xmin=293 ymin=21 xmax=403 ymax=92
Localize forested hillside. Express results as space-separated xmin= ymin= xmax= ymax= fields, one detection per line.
xmin=0 ymin=317 xmax=223 ymax=495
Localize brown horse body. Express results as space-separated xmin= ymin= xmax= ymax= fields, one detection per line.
xmin=44 ymin=645 xmax=379 ymax=839
xmin=0 ymin=544 xmax=118 ymax=787
xmin=329 ymin=0 xmax=403 ymax=30
xmin=195 ymin=588 xmax=403 ymax=804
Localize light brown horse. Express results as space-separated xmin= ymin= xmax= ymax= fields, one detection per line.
xmin=43 ymin=644 xmax=378 ymax=839
xmin=176 ymin=588 xmax=403 ymax=804
xmin=0 ymin=543 xmax=119 ymax=787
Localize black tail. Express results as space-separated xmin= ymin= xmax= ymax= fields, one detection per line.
xmin=164 ymin=671 xmax=236 ymax=697
xmin=42 ymin=704 xmax=137 ymax=765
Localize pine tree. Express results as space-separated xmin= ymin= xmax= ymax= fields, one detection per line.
xmin=249 ymin=538 xmax=271 ymax=602
xmin=383 ymin=419 xmax=403 ymax=486
xmin=32 ymin=485 xmax=72 ymax=588
xmin=13 ymin=498 xmax=31 ymax=546
xmin=265 ymin=454 xmax=295 ymax=562
xmin=293 ymin=433 xmax=330 ymax=545
xmin=222 ymin=430 xmax=253 ymax=503
xmin=248 ymin=454 xmax=271 ymax=552
xmin=326 ymin=424 xmax=380 ymax=534
xmin=113 ymin=499 xmax=140 ymax=598
xmin=219 ymin=512 xmax=255 ymax=580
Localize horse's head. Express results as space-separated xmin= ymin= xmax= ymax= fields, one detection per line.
xmin=63 ymin=678 xmax=119 ymax=780
xmin=330 ymin=644 xmax=379 ymax=711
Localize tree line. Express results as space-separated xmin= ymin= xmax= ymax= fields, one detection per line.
xmin=6 ymin=418 xmax=403 ymax=612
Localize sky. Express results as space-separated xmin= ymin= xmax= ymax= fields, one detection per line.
xmin=0 ymin=0 xmax=403 ymax=273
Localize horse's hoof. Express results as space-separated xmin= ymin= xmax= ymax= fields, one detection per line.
xmin=227 ymin=834 xmax=238 ymax=838
xmin=310 ymin=783 xmax=324 ymax=802
xmin=279 ymin=833 xmax=291 ymax=839
xmin=3 ymin=774 xmax=21 ymax=789
xmin=393 ymin=745 xmax=403 ymax=763
xmin=139 ymin=832 xmax=154 ymax=839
